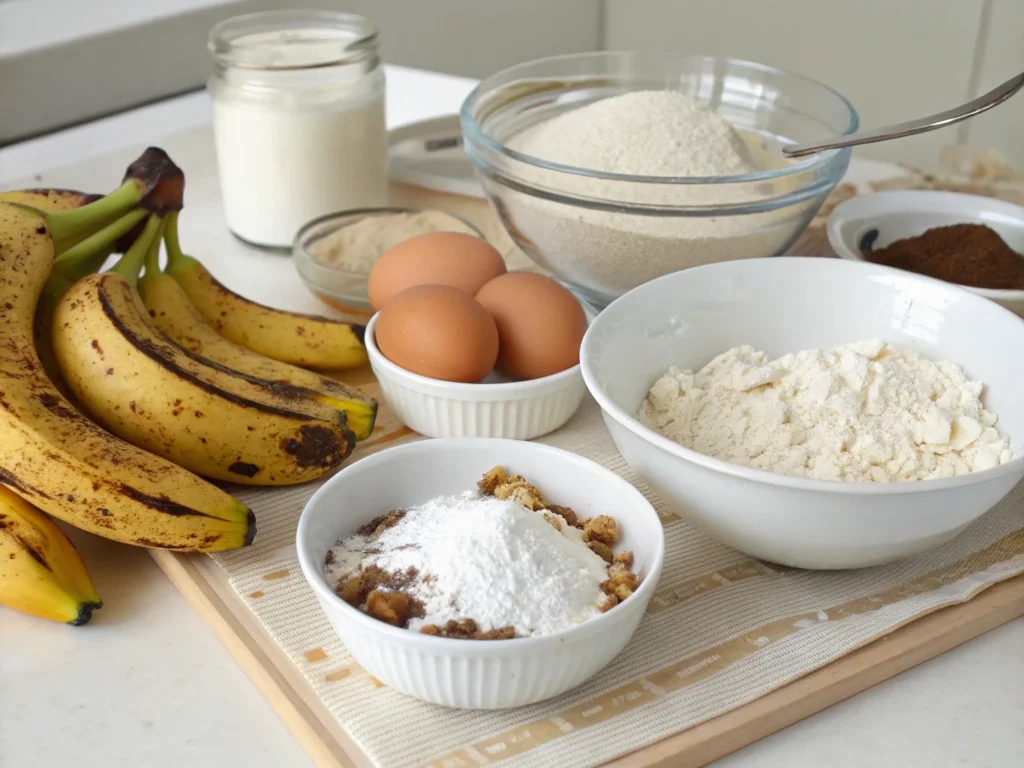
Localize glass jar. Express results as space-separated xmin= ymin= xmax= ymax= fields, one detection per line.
xmin=209 ymin=10 xmax=388 ymax=249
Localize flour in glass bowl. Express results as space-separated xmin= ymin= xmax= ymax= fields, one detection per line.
xmin=503 ymin=90 xmax=811 ymax=296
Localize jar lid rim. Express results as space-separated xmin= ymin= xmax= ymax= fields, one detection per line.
xmin=209 ymin=10 xmax=379 ymax=71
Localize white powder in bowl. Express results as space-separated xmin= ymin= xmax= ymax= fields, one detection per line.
xmin=515 ymin=91 xmax=755 ymax=178
xmin=307 ymin=210 xmax=478 ymax=273
xmin=638 ymin=340 xmax=1013 ymax=482
xmin=325 ymin=492 xmax=611 ymax=637
xmin=503 ymin=90 xmax=813 ymax=297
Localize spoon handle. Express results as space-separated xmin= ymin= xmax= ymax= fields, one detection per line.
xmin=783 ymin=71 xmax=1024 ymax=158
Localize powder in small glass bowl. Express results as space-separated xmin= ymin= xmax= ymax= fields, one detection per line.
xmin=307 ymin=210 xmax=478 ymax=274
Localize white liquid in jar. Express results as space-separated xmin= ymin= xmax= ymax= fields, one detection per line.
xmin=209 ymin=16 xmax=389 ymax=248
xmin=214 ymin=95 xmax=388 ymax=248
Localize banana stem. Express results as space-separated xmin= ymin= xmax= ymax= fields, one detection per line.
xmin=110 ymin=215 xmax=163 ymax=285
xmin=162 ymin=211 xmax=197 ymax=273
xmin=143 ymin=222 xmax=163 ymax=277
xmin=43 ymin=180 xmax=145 ymax=249
xmin=55 ymin=208 xmax=147 ymax=268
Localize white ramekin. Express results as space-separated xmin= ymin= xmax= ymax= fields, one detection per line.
xmin=296 ymin=438 xmax=665 ymax=709
xmin=365 ymin=312 xmax=587 ymax=439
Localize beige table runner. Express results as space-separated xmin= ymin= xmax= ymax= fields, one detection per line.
xmin=212 ymin=395 xmax=1024 ymax=768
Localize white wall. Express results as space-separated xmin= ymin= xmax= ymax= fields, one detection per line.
xmin=603 ymin=0 xmax=1022 ymax=169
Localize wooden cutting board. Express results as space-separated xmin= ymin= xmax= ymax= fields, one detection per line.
xmin=151 ymin=548 xmax=1024 ymax=768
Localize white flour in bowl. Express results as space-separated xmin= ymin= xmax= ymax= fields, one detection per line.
xmin=325 ymin=492 xmax=612 ymax=637
xmin=638 ymin=340 xmax=1012 ymax=482
xmin=503 ymin=90 xmax=811 ymax=296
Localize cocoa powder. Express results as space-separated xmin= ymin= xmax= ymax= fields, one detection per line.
xmin=862 ymin=223 xmax=1024 ymax=290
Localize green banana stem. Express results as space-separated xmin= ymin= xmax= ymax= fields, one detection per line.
xmin=162 ymin=211 xmax=198 ymax=273
xmin=55 ymin=208 xmax=147 ymax=268
xmin=19 ymin=147 xmax=184 ymax=251
xmin=35 ymin=179 xmax=146 ymax=251
xmin=143 ymin=220 xmax=163 ymax=278
xmin=110 ymin=215 xmax=164 ymax=285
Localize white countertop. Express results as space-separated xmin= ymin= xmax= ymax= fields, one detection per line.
xmin=1 ymin=65 xmax=1021 ymax=768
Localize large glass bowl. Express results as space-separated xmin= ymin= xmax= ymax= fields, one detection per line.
xmin=460 ymin=52 xmax=858 ymax=308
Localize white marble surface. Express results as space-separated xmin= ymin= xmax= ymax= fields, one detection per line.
xmin=1 ymin=65 xmax=1021 ymax=768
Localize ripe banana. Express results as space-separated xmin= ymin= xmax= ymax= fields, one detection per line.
xmin=0 ymin=187 xmax=113 ymax=396
xmin=0 ymin=486 xmax=101 ymax=625
xmin=54 ymin=216 xmax=356 ymax=485
xmin=0 ymin=188 xmax=99 ymax=214
xmin=0 ymin=201 xmax=254 ymax=552
xmin=163 ymin=212 xmax=369 ymax=370
xmin=138 ymin=265 xmax=378 ymax=440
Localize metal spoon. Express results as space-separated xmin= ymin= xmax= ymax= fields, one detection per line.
xmin=782 ymin=70 xmax=1024 ymax=158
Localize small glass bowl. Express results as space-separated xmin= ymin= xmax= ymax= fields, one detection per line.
xmin=293 ymin=207 xmax=485 ymax=315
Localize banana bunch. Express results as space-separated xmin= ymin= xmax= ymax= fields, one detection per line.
xmin=0 ymin=158 xmax=255 ymax=554
xmin=163 ymin=212 xmax=370 ymax=371
xmin=54 ymin=214 xmax=360 ymax=484
xmin=140 ymin=212 xmax=377 ymax=440
xmin=0 ymin=485 xmax=102 ymax=625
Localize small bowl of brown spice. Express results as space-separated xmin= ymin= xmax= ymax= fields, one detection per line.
xmin=827 ymin=190 xmax=1024 ymax=317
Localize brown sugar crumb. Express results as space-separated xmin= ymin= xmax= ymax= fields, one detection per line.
xmin=613 ymin=550 xmax=633 ymax=569
xmin=545 ymin=503 xmax=579 ymax=528
xmin=419 ymin=619 xmax=517 ymax=640
xmin=509 ymin=485 xmax=546 ymax=511
xmin=598 ymin=593 xmax=618 ymax=612
xmin=492 ymin=474 xmax=545 ymax=511
xmin=357 ymin=509 xmax=406 ymax=537
xmin=583 ymin=515 xmax=618 ymax=546
xmin=543 ymin=512 xmax=564 ymax=531
xmin=336 ymin=574 xmax=364 ymax=606
xmin=477 ymin=466 xmax=507 ymax=496
xmin=334 ymin=564 xmax=421 ymax=608
xmin=588 ymin=540 xmax=614 ymax=563
xmin=366 ymin=590 xmax=410 ymax=626
xmin=602 ymin=570 xmax=639 ymax=602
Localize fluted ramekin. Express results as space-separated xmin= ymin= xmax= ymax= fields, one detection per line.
xmin=365 ymin=312 xmax=587 ymax=439
xmin=295 ymin=438 xmax=664 ymax=708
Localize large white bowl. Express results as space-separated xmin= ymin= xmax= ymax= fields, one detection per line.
xmin=580 ymin=257 xmax=1024 ymax=569
xmin=296 ymin=438 xmax=665 ymax=708
xmin=827 ymin=190 xmax=1024 ymax=318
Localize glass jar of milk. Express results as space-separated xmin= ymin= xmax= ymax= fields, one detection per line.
xmin=209 ymin=11 xmax=388 ymax=249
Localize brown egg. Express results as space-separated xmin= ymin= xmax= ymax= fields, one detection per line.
xmin=476 ymin=272 xmax=587 ymax=380
xmin=368 ymin=231 xmax=506 ymax=311
xmin=375 ymin=285 xmax=498 ymax=383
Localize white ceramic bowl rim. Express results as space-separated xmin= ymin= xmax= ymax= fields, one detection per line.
xmin=460 ymin=51 xmax=859 ymax=185
xmin=296 ymin=437 xmax=665 ymax=654
xmin=365 ymin=312 xmax=582 ymax=395
xmin=827 ymin=190 xmax=1024 ymax=300
xmin=581 ymin=256 xmax=1024 ymax=496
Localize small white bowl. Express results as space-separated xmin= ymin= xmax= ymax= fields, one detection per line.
xmin=295 ymin=438 xmax=665 ymax=709
xmin=581 ymin=257 xmax=1024 ymax=570
xmin=827 ymin=190 xmax=1024 ymax=317
xmin=365 ymin=312 xmax=587 ymax=439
